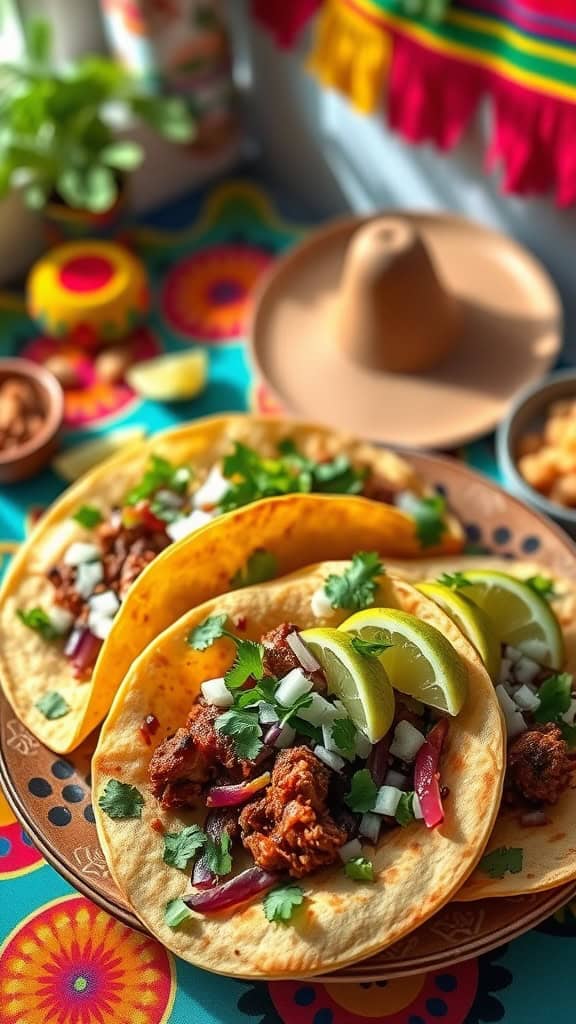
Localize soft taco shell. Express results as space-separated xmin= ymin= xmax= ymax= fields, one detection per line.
xmin=0 ymin=417 xmax=462 ymax=755
xmin=93 ymin=565 xmax=504 ymax=977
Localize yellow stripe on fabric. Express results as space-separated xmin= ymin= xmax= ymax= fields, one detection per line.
xmin=307 ymin=0 xmax=391 ymax=112
xmin=448 ymin=8 xmax=576 ymax=68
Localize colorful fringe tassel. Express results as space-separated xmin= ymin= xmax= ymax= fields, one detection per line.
xmin=308 ymin=0 xmax=391 ymax=113
xmin=250 ymin=0 xmax=320 ymax=47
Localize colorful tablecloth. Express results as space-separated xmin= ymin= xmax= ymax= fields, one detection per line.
xmin=0 ymin=177 xmax=574 ymax=1024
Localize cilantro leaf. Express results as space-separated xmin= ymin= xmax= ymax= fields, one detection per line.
xmin=72 ymin=504 xmax=103 ymax=529
xmin=291 ymin=717 xmax=323 ymax=743
xmin=351 ymin=636 xmax=392 ymax=658
xmin=533 ymin=673 xmax=572 ymax=725
xmin=395 ymin=792 xmax=416 ymax=827
xmin=216 ymin=709 xmax=263 ymax=760
xmin=231 ymin=549 xmax=278 ymax=589
xmin=235 ymin=677 xmax=277 ymax=709
xmin=225 ymin=639 xmax=265 ymax=689
xmin=331 ymin=718 xmax=357 ymax=756
xmin=524 ymin=575 xmax=557 ymax=600
xmin=263 ymin=883 xmax=305 ymax=923
xmin=345 ymin=857 xmax=375 ymax=882
xmin=312 ymin=454 xmax=366 ymax=494
xmin=165 ymin=898 xmax=191 ymax=928
xmin=35 ymin=691 xmax=70 ymax=720
xmin=436 ymin=571 xmax=470 ymax=590
xmin=560 ymin=721 xmax=576 ymax=747
xmin=163 ymin=825 xmax=207 ymax=869
xmin=98 ymin=779 xmax=144 ymax=820
xmin=479 ymin=846 xmax=523 ymax=879
xmin=205 ymin=833 xmax=233 ymax=877
xmin=126 ymin=454 xmax=191 ymax=505
xmin=397 ymin=493 xmax=447 ymax=548
xmin=17 ymin=607 xmax=59 ymax=640
xmin=345 ymin=769 xmax=377 ymax=812
xmin=324 ymin=552 xmax=384 ymax=611
xmin=187 ymin=613 xmax=228 ymax=651
xmin=276 ymin=693 xmax=313 ymax=727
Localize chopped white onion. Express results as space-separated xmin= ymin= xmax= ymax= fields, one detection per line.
xmin=166 ymin=509 xmax=213 ymax=543
xmin=75 ymin=561 xmax=104 ymax=600
xmin=286 ymin=631 xmax=321 ymax=672
xmin=513 ymin=684 xmax=540 ymax=712
xmin=562 ymin=698 xmax=576 ymax=726
xmin=505 ymin=708 xmax=527 ymax=739
xmin=155 ymin=489 xmax=184 ymax=508
xmin=374 ymin=785 xmax=403 ymax=816
xmin=298 ymin=692 xmax=339 ymax=726
xmin=359 ymin=812 xmax=381 ymax=843
xmin=520 ymin=810 xmax=548 ymax=827
xmin=504 ymin=645 xmax=523 ymax=664
xmin=275 ymin=668 xmax=313 ymax=707
xmin=88 ymin=590 xmax=120 ymax=617
xmin=321 ymin=721 xmax=352 ymax=759
xmin=389 ymin=721 xmax=426 ymax=763
xmin=64 ymin=541 xmax=101 ymax=566
xmin=384 ymin=769 xmax=408 ymax=789
xmin=338 ymin=838 xmax=363 ymax=862
xmin=193 ymin=465 xmax=230 ymax=509
xmin=310 ymin=587 xmax=334 ymax=618
xmin=514 ymin=656 xmax=540 ymax=686
xmin=47 ymin=606 xmax=74 ymax=634
xmin=313 ymin=745 xmax=345 ymax=771
xmin=518 ymin=639 xmax=548 ymax=663
xmin=333 ymin=700 xmax=347 ymax=716
xmin=257 ymin=701 xmax=279 ymax=724
xmin=355 ymin=731 xmax=372 ymax=759
xmin=412 ymin=793 xmax=424 ymax=819
xmin=498 ymin=658 xmax=512 ymax=685
xmin=496 ymin=684 xmax=519 ymax=715
xmin=201 ymin=677 xmax=233 ymax=708
xmin=274 ymin=723 xmax=296 ymax=749
xmin=87 ymin=611 xmax=114 ymax=640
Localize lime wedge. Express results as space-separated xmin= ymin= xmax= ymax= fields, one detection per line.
xmin=299 ymin=627 xmax=395 ymax=742
xmin=127 ymin=350 xmax=207 ymax=401
xmin=453 ymin=569 xmax=564 ymax=669
xmin=52 ymin=427 xmax=146 ymax=482
xmin=339 ymin=608 xmax=468 ymax=716
xmin=417 ymin=581 xmax=501 ymax=679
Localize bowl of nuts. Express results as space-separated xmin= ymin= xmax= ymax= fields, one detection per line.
xmin=496 ymin=368 xmax=576 ymax=535
xmin=0 ymin=358 xmax=64 ymax=483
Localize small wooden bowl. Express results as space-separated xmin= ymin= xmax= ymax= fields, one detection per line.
xmin=0 ymin=358 xmax=64 ymax=483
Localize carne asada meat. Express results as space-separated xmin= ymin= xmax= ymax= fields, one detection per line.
xmin=508 ymin=724 xmax=572 ymax=805
xmin=261 ymin=623 xmax=303 ymax=679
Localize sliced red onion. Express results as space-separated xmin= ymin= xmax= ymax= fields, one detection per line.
xmin=66 ymin=627 xmax=103 ymax=673
xmin=338 ymin=838 xmax=363 ymax=862
xmin=185 ymin=866 xmax=278 ymax=914
xmin=359 ymin=811 xmax=381 ymax=843
xmin=368 ymin=735 xmax=390 ymax=787
xmin=264 ymin=722 xmax=282 ymax=746
xmin=206 ymin=771 xmax=270 ymax=808
xmin=414 ymin=719 xmax=447 ymax=829
xmin=273 ymin=723 xmax=296 ymax=749
xmin=192 ymin=809 xmax=232 ymax=889
xmin=520 ymin=810 xmax=549 ymax=827
xmin=65 ymin=626 xmax=85 ymax=658
xmin=286 ymin=631 xmax=321 ymax=672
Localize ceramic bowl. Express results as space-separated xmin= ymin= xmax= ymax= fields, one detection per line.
xmin=0 ymin=357 xmax=64 ymax=483
xmin=496 ymin=368 xmax=576 ymax=536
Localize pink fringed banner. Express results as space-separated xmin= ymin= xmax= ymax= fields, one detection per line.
xmin=250 ymin=0 xmax=320 ymax=47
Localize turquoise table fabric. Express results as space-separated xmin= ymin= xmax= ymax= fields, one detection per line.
xmin=0 ymin=176 xmax=574 ymax=1024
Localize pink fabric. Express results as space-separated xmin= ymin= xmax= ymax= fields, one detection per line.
xmin=250 ymin=0 xmax=320 ymax=47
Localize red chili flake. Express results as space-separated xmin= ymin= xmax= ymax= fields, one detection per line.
xmin=139 ymin=713 xmax=159 ymax=745
xmin=150 ymin=818 xmax=165 ymax=834
xmin=233 ymin=614 xmax=247 ymax=631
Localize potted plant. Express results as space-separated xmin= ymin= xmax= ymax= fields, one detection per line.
xmin=0 ymin=18 xmax=197 ymax=240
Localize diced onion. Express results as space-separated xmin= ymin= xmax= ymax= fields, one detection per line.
xmin=498 ymin=658 xmax=512 ymax=685
xmin=201 ymin=677 xmax=233 ymax=708
xmin=389 ymin=721 xmax=426 ymax=763
xmin=384 ymin=769 xmax=408 ymax=789
xmin=321 ymin=721 xmax=349 ymax=758
xmin=47 ymin=606 xmax=74 ymax=634
xmin=193 ymin=465 xmax=230 ymax=509
xmin=310 ymin=587 xmax=334 ymax=618
xmin=166 ymin=509 xmax=213 ymax=543
xmin=374 ymin=785 xmax=403 ymax=816
xmin=355 ymin=731 xmax=372 ymax=759
xmin=275 ymin=668 xmax=313 ymax=707
xmin=257 ymin=701 xmax=279 ymax=724
xmin=273 ymin=723 xmax=296 ymax=749
xmin=513 ymin=684 xmax=540 ymax=712
xmin=297 ymin=692 xmax=339 ymax=726
xmin=520 ymin=810 xmax=549 ymax=827
xmin=505 ymin=708 xmax=527 ymax=739
xmin=313 ymin=745 xmax=345 ymax=771
xmin=496 ymin=684 xmax=519 ymax=715
xmin=64 ymin=541 xmax=101 ymax=566
xmin=155 ymin=489 xmax=184 ymax=508
xmin=519 ymin=639 xmax=548 ymax=663
xmin=562 ymin=698 xmax=576 ymax=726
xmin=504 ymin=645 xmax=523 ymax=664
xmin=514 ymin=656 xmax=540 ymax=686
xmin=88 ymin=589 xmax=120 ymax=617
xmin=413 ymin=793 xmax=424 ymax=819
xmin=75 ymin=561 xmax=104 ymax=599
xmin=338 ymin=838 xmax=363 ymax=862
xmin=286 ymin=631 xmax=321 ymax=672
xmin=87 ymin=611 xmax=115 ymax=640
xmin=359 ymin=812 xmax=381 ymax=843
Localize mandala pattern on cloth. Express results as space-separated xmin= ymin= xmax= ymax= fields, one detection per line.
xmin=0 ymin=893 xmax=176 ymax=1024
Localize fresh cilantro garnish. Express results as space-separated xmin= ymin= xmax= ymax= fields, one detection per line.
xmin=525 ymin=575 xmax=557 ymax=600
xmin=561 ymin=721 xmax=576 ymax=747
xmin=149 ymin=498 xmax=181 ymax=523
xmin=216 ymin=709 xmax=263 ymax=760
xmin=225 ymin=639 xmax=265 ymax=689
xmin=163 ymin=825 xmax=207 ymax=869
xmin=164 ymin=898 xmax=191 ymax=928
xmin=278 ymin=438 xmax=366 ymax=495
xmin=345 ymin=857 xmax=375 ymax=882
xmin=533 ymin=673 xmax=572 ymax=725
xmin=398 ymin=493 xmax=447 ymax=547
xmin=345 ymin=769 xmax=377 ymax=813
xmin=263 ymin=883 xmax=305 ymax=923
xmin=395 ymin=792 xmax=416 ymax=827
xmin=331 ymin=718 xmax=357 ymax=756
xmin=350 ymin=636 xmax=392 ymax=658
xmin=291 ymin=717 xmax=323 ymax=743
xmin=324 ymin=552 xmax=384 ymax=611
xmin=479 ymin=846 xmax=523 ymax=879
xmin=276 ymin=693 xmax=313 ymax=727
xmin=231 ymin=549 xmax=278 ymax=589
xmin=125 ymin=454 xmax=191 ymax=505
xmin=35 ymin=691 xmax=70 ymax=720
xmin=436 ymin=571 xmax=470 ymax=590
xmin=186 ymin=613 xmax=228 ymax=651
xmin=98 ymin=779 xmax=144 ymax=820
xmin=17 ymin=607 xmax=59 ymax=640
xmin=72 ymin=504 xmax=103 ymax=529
xmin=205 ymin=833 xmax=233 ymax=877
xmin=235 ymin=677 xmax=277 ymax=709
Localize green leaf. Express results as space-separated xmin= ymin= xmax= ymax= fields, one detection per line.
xmin=395 ymin=792 xmax=416 ymax=827
xmin=215 ymin=709 xmax=263 ymax=760
xmin=165 ymin=898 xmax=191 ymax=928
xmin=436 ymin=571 xmax=471 ymax=590
xmin=163 ymin=825 xmax=207 ymax=869
xmin=17 ymin=607 xmax=58 ymax=640
xmin=291 ymin=717 xmax=323 ymax=744
xmin=24 ymin=18 xmax=52 ymax=65
xmin=524 ymin=575 xmax=557 ymax=601
xmin=345 ymin=857 xmax=375 ymax=882
xmin=205 ymin=833 xmax=232 ymax=877
xmin=126 ymin=454 xmax=191 ymax=505
xmin=100 ymin=140 xmax=143 ymax=171
xmin=35 ymin=691 xmax=70 ymax=720
xmin=324 ymin=552 xmax=384 ymax=611
xmin=478 ymin=846 xmax=523 ymax=879
xmin=83 ymin=165 xmax=117 ymax=213
xmin=231 ymin=549 xmax=278 ymax=589
xmin=276 ymin=693 xmax=313 ymax=728
xmin=72 ymin=505 xmax=103 ymax=529
xmin=98 ymin=779 xmax=144 ymax=820
xmin=560 ymin=721 xmax=576 ymax=747
xmin=350 ymin=636 xmax=392 ymax=658
xmin=399 ymin=493 xmax=447 ymax=548
xmin=235 ymin=677 xmax=277 ymax=709
xmin=263 ymin=883 xmax=305 ymax=923
xmin=225 ymin=639 xmax=265 ymax=689
xmin=331 ymin=718 xmax=357 ymax=756
xmin=533 ymin=673 xmax=572 ymax=725
xmin=187 ymin=613 xmax=228 ymax=651
xmin=24 ymin=184 xmax=47 ymax=210
xmin=345 ymin=769 xmax=377 ymax=813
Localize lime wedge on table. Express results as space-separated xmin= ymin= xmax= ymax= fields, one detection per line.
xmin=53 ymin=427 xmax=146 ymax=482
xmin=127 ymin=350 xmax=207 ymax=401
xmin=299 ymin=628 xmax=395 ymax=743
xmin=417 ymin=581 xmax=501 ymax=679
xmin=454 ymin=569 xmax=564 ymax=670
xmin=339 ymin=608 xmax=468 ymax=716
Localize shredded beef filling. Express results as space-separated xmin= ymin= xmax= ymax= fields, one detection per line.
xmin=261 ymin=622 xmax=327 ymax=694
xmin=508 ymin=723 xmax=572 ymax=805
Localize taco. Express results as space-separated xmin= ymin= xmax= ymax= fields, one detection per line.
xmin=0 ymin=417 xmax=462 ymax=754
xmin=385 ymin=555 xmax=576 ymax=898
xmin=93 ymin=563 xmax=503 ymax=977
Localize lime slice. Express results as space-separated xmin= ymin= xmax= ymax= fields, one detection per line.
xmin=299 ymin=627 xmax=395 ymax=742
xmin=52 ymin=427 xmax=146 ymax=482
xmin=127 ymin=350 xmax=207 ymax=401
xmin=339 ymin=608 xmax=468 ymax=716
xmin=417 ymin=581 xmax=501 ymax=679
xmin=453 ymin=569 xmax=564 ymax=669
